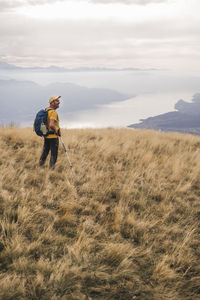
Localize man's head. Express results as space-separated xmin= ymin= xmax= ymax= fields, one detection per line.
xmin=49 ymin=95 xmax=61 ymax=109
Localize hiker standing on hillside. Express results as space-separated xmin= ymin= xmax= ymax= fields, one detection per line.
xmin=39 ymin=95 xmax=61 ymax=168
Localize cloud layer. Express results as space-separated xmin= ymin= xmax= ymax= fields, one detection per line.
xmin=0 ymin=0 xmax=64 ymax=10
xmin=0 ymin=0 xmax=169 ymax=9
xmin=90 ymin=0 xmax=169 ymax=4
xmin=0 ymin=0 xmax=199 ymax=71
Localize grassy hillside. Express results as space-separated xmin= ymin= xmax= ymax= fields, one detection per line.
xmin=0 ymin=127 xmax=200 ymax=299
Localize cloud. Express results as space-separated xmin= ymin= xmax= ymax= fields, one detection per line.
xmin=0 ymin=0 xmax=171 ymax=12
xmin=89 ymin=0 xmax=169 ymax=4
xmin=0 ymin=0 xmax=199 ymax=72
xmin=0 ymin=9 xmax=199 ymax=70
xmin=0 ymin=0 xmax=65 ymax=12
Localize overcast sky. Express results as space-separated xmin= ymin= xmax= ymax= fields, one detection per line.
xmin=0 ymin=0 xmax=200 ymax=71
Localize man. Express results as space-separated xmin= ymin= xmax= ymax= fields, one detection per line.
xmin=39 ymin=95 xmax=61 ymax=168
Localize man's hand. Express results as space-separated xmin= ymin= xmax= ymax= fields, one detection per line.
xmin=49 ymin=119 xmax=56 ymax=133
xmin=57 ymin=129 xmax=61 ymax=136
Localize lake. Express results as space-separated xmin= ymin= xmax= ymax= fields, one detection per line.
xmin=1 ymin=69 xmax=199 ymax=128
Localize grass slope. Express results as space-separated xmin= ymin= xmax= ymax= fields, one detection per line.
xmin=0 ymin=128 xmax=200 ymax=300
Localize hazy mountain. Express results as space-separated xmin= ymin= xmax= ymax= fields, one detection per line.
xmin=0 ymin=61 xmax=22 ymax=70
xmin=0 ymin=79 xmax=130 ymax=125
xmin=0 ymin=61 xmax=156 ymax=73
xmin=128 ymin=93 xmax=200 ymax=135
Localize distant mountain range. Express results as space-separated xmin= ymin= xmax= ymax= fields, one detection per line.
xmin=0 ymin=61 xmax=156 ymax=73
xmin=129 ymin=93 xmax=200 ymax=135
xmin=0 ymin=79 xmax=130 ymax=125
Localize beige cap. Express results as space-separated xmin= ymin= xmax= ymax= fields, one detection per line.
xmin=49 ymin=95 xmax=61 ymax=104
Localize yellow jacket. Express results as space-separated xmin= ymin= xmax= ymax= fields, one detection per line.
xmin=46 ymin=107 xmax=60 ymax=139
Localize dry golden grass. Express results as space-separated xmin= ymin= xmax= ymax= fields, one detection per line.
xmin=0 ymin=127 xmax=200 ymax=299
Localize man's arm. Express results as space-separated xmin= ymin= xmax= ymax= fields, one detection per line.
xmin=49 ymin=119 xmax=60 ymax=135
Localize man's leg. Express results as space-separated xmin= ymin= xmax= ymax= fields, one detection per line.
xmin=49 ymin=138 xmax=59 ymax=168
xmin=39 ymin=138 xmax=50 ymax=166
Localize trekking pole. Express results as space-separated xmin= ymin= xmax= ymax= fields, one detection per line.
xmin=60 ymin=136 xmax=75 ymax=175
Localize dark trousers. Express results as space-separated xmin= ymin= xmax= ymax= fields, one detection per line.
xmin=39 ymin=138 xmax=59 ymax=168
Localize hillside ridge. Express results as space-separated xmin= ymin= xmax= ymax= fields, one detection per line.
xmin=129 ymin=93 xmax=200 ymax=135
xmin=0 ymin=128 xmax=200 ymax=299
